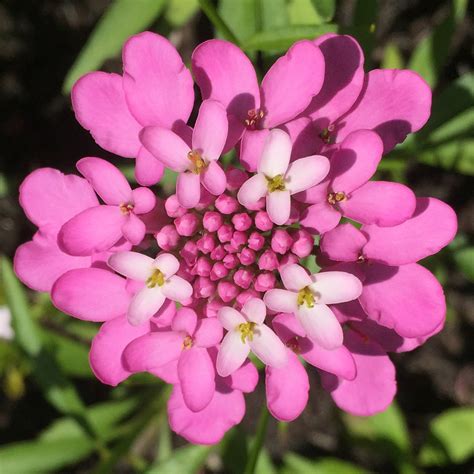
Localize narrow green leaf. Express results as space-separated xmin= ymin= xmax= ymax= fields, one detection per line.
xmin=418 ymin=139 xmax=474 ymax=175
xmin=218 ymin=0 xmax=258 ymax=43
xmin=165 ymin=0 xmax=199 ymax=27
xmin=282 ymin=453 xmax=369 ymax=474
xmin=288 ymin=0 xmax=325 ymax=26
xmin=381 ymin=42 xmax=404 ymax=69
xmin=454 ymin=247 xmax=474 ymax=282
xmin=198 ymin=0 xmax=241 ymax=45
xmin=310 ymin=0 xmax=336 ymax=22
xmin=63 ymin=0 xmax=167 ymax=93
xmin=146 ymin=445 xmax=212 ymax=474
xmin=244 ymin=405 xmax=270 ymax=474
xmin=261 ymin=0 xmax=289 ymax=31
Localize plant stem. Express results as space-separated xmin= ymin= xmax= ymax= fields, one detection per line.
xmin=198 ymin=0 xmax=240 ymax=45
xmin=244 ymin=405 xmax=270 ymax=474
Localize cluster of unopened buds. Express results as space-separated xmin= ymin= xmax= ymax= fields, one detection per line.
xmin=15 ymin=31 xmax=457 ymax=444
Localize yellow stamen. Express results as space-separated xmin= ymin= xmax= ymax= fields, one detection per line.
xmin=182 ymin=335 xmax=193 ymax=350
xmin=297 ymin=286 xmax=315 ymax=308
xmin=327 ymin=191 xmax=347 ymax=205
xmin=244 ymin=109 xmax=264 ymax=128
xmin=237 ymin=321 xmax=256 ymax=344
xmin=146 ymin=268 xmax=165 ymax=288
xmin=119 ymin=203 xmax=134 ymax=214
xmin=266 ymin=174 xmax=286 ymax=193
xmin=286 ymin=338 xmax=301 ymax=354
xmin=188 ymin=150 xmax=207 ymax=174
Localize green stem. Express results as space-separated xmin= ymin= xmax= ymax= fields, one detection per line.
xmin=244 ymin=405 xmax=270 ymax=474
xmin=198 ymin=0 xmax=241 ymax=45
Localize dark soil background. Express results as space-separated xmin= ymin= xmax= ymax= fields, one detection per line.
xmin=0 ymin=0 xmax=473 ymax=472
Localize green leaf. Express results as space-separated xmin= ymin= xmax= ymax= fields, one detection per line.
xmin=310 ymin=0 xmax=336 ymax=22
xmin=145 ymin=445 xmax=211 ymax=474
xmin=62 ymin=0 xmax=167 ymax=93
xmin=418 ymin=139 xmax=474 ymax=175
xmin=381 ymin=42 xmax=404 ymax=69
xmin=261 ymin=0 xmax=289 ymax=31
xmin=454 ymin=247 xmax=474 ymax=282
xmin=419 ymin=408 xmax=474 ymax=466
xmin=198 ymin=0 xmax=241 ymax=44
xmin=282 ymin=453 xmax=369 ymax=474
xmin=218 ymin=0 xmax=258 ymax=43
xmin=288 ymin=0 xmax=324 ymax=26
xmin=242 ymin=24 xmax=337 ymax=52
xmin=165 ymin=0 xmax=199 ymax=27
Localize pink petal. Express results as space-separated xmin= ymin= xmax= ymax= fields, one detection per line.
xmin=194 ymin=318 xmax=224 ymax=347
xmin=131 ymin=187 xmax=156 ymax=214
xmin=241 ymin=298 xmax=266 ymax=325
xmin=149 ymin=359 xmax=179 ymax=384
xmin=72 ymin=72 xmax=142 ymax=157
xmin=108 ymin=251 xmax=154 ymax=281
xmin=297 ymin=304 xmax=343 ymax=350
xmin=271 ymin=313 xmax=306 ymax=342
xmin=121 ymin=213 xmax=146 ymax=245
xmin=309 ymin=271 xmax=362 ymax=304
xmin=261 ymin=40 xmax=325 ymax=128
xmin=176 ymin=172 xmax=201 ymax=209
xmin=319 ymin=223 xmax=367 ymax=262
xmin=51 ymin=268 xmax=130 ymax=321
xmin=266 ymin=350 xmax=309 ymax=421
xmin=128 ymin=287 xmax=166 ymax=326
xmin=239 ymin=129 xmax=270 ymax=172
xmin=321 ymin=330 xmax=396 ymax=416
xmin=122 ymin=32 xmax=194 ymax=127
xmin=178 ymin=347 xmax=215 ymax=412
xmin=192 ymin=39 xmax=260 ymax=150
xmin=306 ymin=34 xmax=365 ymax=123
xmin=140 ymin=127 xmax=190 ymax=172
xmin=362 ymin=197 xmax=458 ymax=265
xmin=264 ymin=289 xmax=298 ymax=314
xmin=201 ymin=161 xmax=227 ymax=196
xmin=90 ymin=316 xmax=150 ymax=386
xmin=59 ymin=206 xmax=125 ymax=256
xmin=76 ymin=157 xmax=132 ymax=205
xmin=161 ymin=275 xmax=193 ymax=303
xmin=19 ymin=168 xmax=98 ymax=229
xmin=280 ymin=264 xmax=312 ymax=292
xmin=171 ymin=307 xmax=198 ymax=335
xmin=14 ymin=230 xmax=91 ymax=292
xmin=258 ymin=129 xmax=292 ymax=177
xmin=224 ymin=360 xmax=259 ymax=393
xmin=237 ymin=173 xmax=267 ymax=209
xmin=135 ymin=147 xmax=165 ymax=186
xmin=123 ymin=331 xmax=183 ymax=371
xmin=341 ymin=181 xmax=417 ymax=227
xmin=285 ymin=155 xmax=330 ymax=194
xmin=168 ymin=380 xmax=245 ymax=445
xmin=336 ymin=69 xmax=432 ymax=152
xmin=329 ymin=130 xmax=384 ymax=194
xmin=154 ymin=253 xmax=180 ymax=278
xmin=267 ymin=190 xmax=291 ymax=225
xmin=249 ymin=324 xmax=288 ymax=368
xmin=218 ymin=307 xmax=246 ymax=331
xmin=300 ymin=202 xmax=341 ymax=235
xmin=216 ymin=331 xmax=250 ymax=377
xmin=282 ymin=117 xmax=321 ymax=161
xmin=192 ymin=100 xmax=228 ymax=161
xmin=359 ymin=263 xmax=446 ymax=338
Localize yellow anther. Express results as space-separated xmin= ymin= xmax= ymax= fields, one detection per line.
xmin=182 ymin=335 xmax=193 ymax=350
xmin=146 ymin=268 xmax=165 ymax=288
xmin=119 ymin=203 xmax=134 ymax=215
xmin=327 ymin=191 xmax=347 ymax=205
xmin=297 ymin=286 xmax=315 ymax=308
xmin=188 ymin=150 xmax=207 ymax=174
xmin=266 ymin=174 xmax=286 ymax=193
xmin=286 ymin=338 xmax=301 ymax=354
xmin=244 ymin=109 xmax=264 ymax=128
xmin=237 ymin=321 xmax=256 ymax=344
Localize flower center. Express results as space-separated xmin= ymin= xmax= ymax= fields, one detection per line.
xmin=244 ymin=109 xmax=264 ymax=129
xmin=182 ymin=335 xmax=193 ymax=350
xmin=297 ymin=286 xmax=315 ymax=308
xmin=146 ymin=268 xmax=165 ymax=288
xmin=238 ymin=321 xmax=256 ymax=343
xmin=327 ymin=191 xmax=347 ymax=205
xmin=286 ymin=337 xmax=301 ymax=354
xmin=119 ymin=203 xmax=134 ymax=215
xmin=319 ymin=124 xmax=334 ymax=144
xmin=266 ymin=174 xmax=286 ymax=193
xmin=188 ymin=150 xmax=207 ymax=174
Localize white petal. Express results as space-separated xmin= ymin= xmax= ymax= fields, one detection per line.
xmin=266 ymin=190 xmax=291 ymax=225
xmin=309 ymin=271 xmax=362 ymax=304
xmin=263 ymin=289 xmax=298 ymax=313
xmin=216 ymin=330 xmax=250 ymax=377
xmin=108 ymin=251 xmax=154 ymax=281
xmin=237 ymin=173 xmax=267 ymax=209
xmin=161 ymin=275 xmax=193 ymax=302
xmin=154 ymin=253 xmax=180 ymax=278
xmin=285 ymin=155 xmax=330 ymax=194
xmin=297 ymin=303 xmax=343 ymax=350
xmin=218 ymin=307 xmax=246 ymax=331
xmin=280 ymin=264 xmax=312 ymax=292
xmin=241 ymin=298 xmax=266 ymax=324
xmin=258 ymin=129 xmax=292 ymax=177
xmin=249 ymin=324 xmax=287 ymax=368
xmin=128 ymin=287 xmax=165 ymax=326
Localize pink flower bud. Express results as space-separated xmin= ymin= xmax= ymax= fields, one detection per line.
xmin=193 ymin=276 xmax=216 ymax=298
xmin=226 ymin=167 xmax=249 ymax=190
xmin=193 ymin=256 xmax=212 ymax=277
xmin=271 ymin=229 xmax=293 ymax=255
xmin=224 ymin=243 xmax=239 ymax=254
xmin=203 ymin=211 xmax=223 ymax=232
xmin=204 ymin=298 xmax=224 ymax=318
xmin=156 ymin=224 xmax=180 ymax=250
xmin=233 ymin=268 xmax=254 ymax=289
xmin=180 ymin=240 xmax=198 ymax=266
xmin=223 ymin=253 xmax=239 ymax=269
xmin=215 ymin=194 xmax=239 ymax=214
xmin=258 ymin=249 xmax=279 ymax=271
xmin=291 ymin=229 xmax=314 ymax=258
xmin=239 ymin=247 xmax=256 ymax=266
xmin=165 ymin=194 xmax=186 ymax=218
xmin=196 ymin=233 xmax=216 ymax=254
xmin=217 ymin=281 xmax=239 ymax=302
xmin=254 ymin=211 xmax=273 ymax=231
xmin=174 ymin=213 xmax=200 ymax=236
xmin=280 ymin=253 xmax=299 ymax=266
xmin=235 ymin=289 xmax=261 ymax=309
xmin=231 ymin=230 xmax=248 ymax=248
xmin=210 ymin=262 xmax=229 ymax=281
xmin=254 ymin=272 xmax=276 ymax=292
xmin=217 ymin=223 xmax=233 ymax=243
xmin=248 ymin=232 xmax=265 ymax=251
xmin=232 ymin=213 xmax=252 ymax=231
xmin=210 ymin=244 xmax=226 ymax=261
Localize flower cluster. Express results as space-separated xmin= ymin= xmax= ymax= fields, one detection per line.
xmin=15 ymin=32 xmax=457 ymax=444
